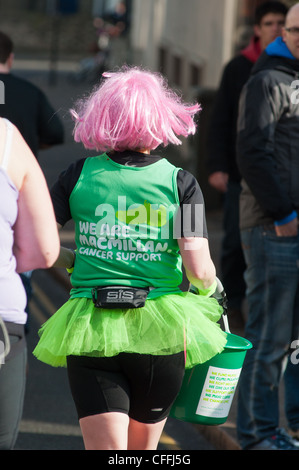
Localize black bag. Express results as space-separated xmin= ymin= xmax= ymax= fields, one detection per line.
xmin=92 ymin=286 xmax=151 ymax=309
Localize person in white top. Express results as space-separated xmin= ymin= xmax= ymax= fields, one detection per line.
xmin=0 ymin=118 xmax=59 ymax=449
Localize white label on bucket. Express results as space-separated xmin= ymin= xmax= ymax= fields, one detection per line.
xmin=196 ymin=366 xmax=242 ymax=419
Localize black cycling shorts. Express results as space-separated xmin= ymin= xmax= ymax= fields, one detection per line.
xmin=67 ymin=352 xmax=185 ymax=423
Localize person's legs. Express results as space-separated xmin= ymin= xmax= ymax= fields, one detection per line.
xmin=67 ymin=355 xmax=132 ymax=450
xmin=0 ymin=342 xmax=27 ymax=450
xmin=128 ymin=417 xmax=167 ymax=450
xmin=79 ymin=413 xmax=167 ymax=450
xmin=79 ymin=412 xmax=129 ymax=450
xmin=284 ymin=281 xmax=299 ymax=433
xmin=67 ymin=352 xmax=185 ymax=450
xmin=237 ymin=227 xmax=299 ymax=449
xmin=122 ymin=352 xmax=185 ymax=450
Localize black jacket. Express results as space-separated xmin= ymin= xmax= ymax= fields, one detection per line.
xmin=206 ymin=54 xmax=256 ymax=182
xmin=0 ymin=73 xmax=64 ymax=157
xmin=237 ymin=51 xmax=299 ymax=229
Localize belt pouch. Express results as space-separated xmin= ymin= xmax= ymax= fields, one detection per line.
xmin=92 ymin=286 xmax=150 ymax=309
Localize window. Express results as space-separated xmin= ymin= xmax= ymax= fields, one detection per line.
xmin=190 ymin=64 xmax=202 ymax=87
xmin=159 ymin=47 xmax=167 ymax=75
xmin=173 ymin=55 xmax=182 ymax=86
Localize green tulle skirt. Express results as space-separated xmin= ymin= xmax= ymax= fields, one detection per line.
xmin=33 ymin=292 xmax=227 ymax=369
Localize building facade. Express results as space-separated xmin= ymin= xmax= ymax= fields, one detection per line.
xmin=130 ymin=0 xmax=238 ymax=97
xmin=129 ymin=0 xmax=294 ymax=98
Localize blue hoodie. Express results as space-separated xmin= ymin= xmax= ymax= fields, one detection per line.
xmin=266 ymin=36 xmax=296 ymax=60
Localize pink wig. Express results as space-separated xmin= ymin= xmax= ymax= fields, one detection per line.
xmin=71 ymin=66 xmax=201 ymax=152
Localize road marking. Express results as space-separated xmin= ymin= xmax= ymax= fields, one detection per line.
xmin=19 ymin=420 xmax=81 ymax=437
xmin=159 ymin=432 xmax=181 ymax=450
xmin=18 ymin=420 xmax=181 ymax=450
xmin=29 ymin=298 xmax=48 ymax=326
xmin=32 ymin=282 xmax=57 ymax=316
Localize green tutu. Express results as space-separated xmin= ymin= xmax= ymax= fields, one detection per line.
xmin=33 ymin=292 xmax=227 ymax=369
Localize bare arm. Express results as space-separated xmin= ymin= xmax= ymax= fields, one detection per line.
xmin=178 ymin=236 xmax=216 ymax=291
xmin=6 ymin=124 xmax=60 ymax=273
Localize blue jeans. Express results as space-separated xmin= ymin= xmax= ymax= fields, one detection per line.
xmin=237 ymin=226 xmax=299 ymax=449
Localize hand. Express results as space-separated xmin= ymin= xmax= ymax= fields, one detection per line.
xmin=208 ymin=172 xmax=228 ymax=193
xmin=53 ymin=246 xmax=76 ymax=269
xmin=275 ymin=218 xmax=298 ymax=237
xmin=189 ymin=280 xmax=217 ymax=297
xmin=66 ymin=250 xmax=76 ymax=275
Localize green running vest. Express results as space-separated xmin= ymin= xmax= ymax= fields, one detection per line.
xmin=69 ymin=154 xmax=183 ymax=299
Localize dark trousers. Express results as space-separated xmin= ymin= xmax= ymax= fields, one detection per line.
xmin=0 ymin=327 xmax=27 ymax=450
xmin=221 ymin=181 xmax=246 ymax=310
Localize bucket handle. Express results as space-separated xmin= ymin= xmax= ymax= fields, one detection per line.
xmin=214 ymin=278 xmax=230 ymax=334
xmin=189 ymin=277 xmax=231 ymax=334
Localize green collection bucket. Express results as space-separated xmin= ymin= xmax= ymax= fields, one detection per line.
xmin=170 ymin=279 xmax=252 ymax=426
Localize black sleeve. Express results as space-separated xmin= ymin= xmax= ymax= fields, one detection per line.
xmin=177 ymin=170 xmax=208 ymax=238
xmin=37 ymin=90 xmax=65 ymax=147
xmin=50 ymin=158 xmax=86 ymax=226
xmin=206 ymin=56 xmax=252 ymax=181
